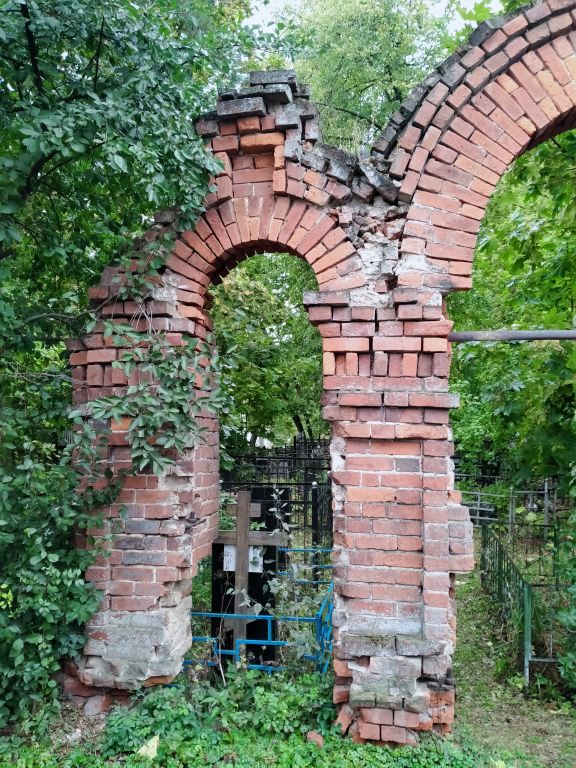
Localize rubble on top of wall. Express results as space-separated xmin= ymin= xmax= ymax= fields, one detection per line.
xmin=195 ymin=70 xmax=408 ymax=216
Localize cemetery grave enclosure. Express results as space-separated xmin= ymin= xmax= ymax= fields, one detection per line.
xmin=64 ymin=0 xmax=576 ymax=745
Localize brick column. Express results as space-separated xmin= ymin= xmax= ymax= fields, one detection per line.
xmin=307 ymin=284 xmax=472 ymax=744
xmin=67 ymin=245 xmax=220 ymax=697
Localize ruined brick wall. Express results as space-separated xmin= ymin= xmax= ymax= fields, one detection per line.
xmin=68 ymin=0 xmax=576 ymax=741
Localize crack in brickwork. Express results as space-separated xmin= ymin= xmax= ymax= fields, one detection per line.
xmin=65 ymin=0 xmax=576 ymax=740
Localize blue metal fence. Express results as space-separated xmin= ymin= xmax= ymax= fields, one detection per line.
xmin=185 ymin=548 xmax=333 ymax=674
xmin=185 ymin=583 xmax=333 ymax=674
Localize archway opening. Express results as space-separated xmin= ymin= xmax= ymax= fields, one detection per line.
xmin=450 ymin=129 xmax=576 ymax=488
xmin=447 ymin=130 xmax=576 ymax=760
xmin=187 ymin=249 xmax=332 ymax=673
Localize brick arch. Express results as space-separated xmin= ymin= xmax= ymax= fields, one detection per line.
xmin=168 ymin=193 xmax=359 ymax=325
xmin=372 ymin=0 xmax=576 ymax=292
xmin=65 ymin=7 xmax=576 ymax=739
xmin=67 ymin=76 xmax=387 ymax=711
xmin=67 ymin=61 xmax=479 ymax=737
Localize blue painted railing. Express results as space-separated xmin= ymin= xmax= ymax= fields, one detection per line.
xmin=276 ymin=546 xmax=333 ymax=586
xmin=185 ymin=581 xmax=333 ymax=674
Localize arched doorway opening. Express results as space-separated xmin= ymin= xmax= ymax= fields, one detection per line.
xmin=187 ymin=247 xmax=332 ymax=672
xmin=444 ymin=130 xmax=576 ymax=759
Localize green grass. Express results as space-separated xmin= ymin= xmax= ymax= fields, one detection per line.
xmin=0 ymin=668 xmax=537 ymax=768
xmin=452 ymin=564 xmax=576 ymax=768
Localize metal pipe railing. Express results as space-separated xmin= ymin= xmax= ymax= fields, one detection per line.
xmin=449 ymin=329 xmax=576 ymax=342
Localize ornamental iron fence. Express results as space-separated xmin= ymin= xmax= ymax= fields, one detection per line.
xmin=480 ymin=525 xmax=572 ymax=685
xmin=221 ymin=439 xmax=332 ymax=549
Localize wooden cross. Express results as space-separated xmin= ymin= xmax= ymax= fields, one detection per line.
xmin=214 ymin=489 xmax=287 ymax=651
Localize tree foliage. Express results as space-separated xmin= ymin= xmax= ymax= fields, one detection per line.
xmin=0 ymin=0 xmax=256 ymax=727
xmin=449 ymin=131 xmax=576 ymax=487
xmin=210 ymin=252 xmax=325 ymax=453
xmin=0 ymin=0 xmax=256 ymax=350
xmin=283 ymin=0 xmax=452 ymax=147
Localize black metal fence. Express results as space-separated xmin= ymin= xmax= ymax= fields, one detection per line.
xmin=221 ymin=441 xmax=569 ymax=546
xmin=221 ymin=438 xmax=333 ymax=549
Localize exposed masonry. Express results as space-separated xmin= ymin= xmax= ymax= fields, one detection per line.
xmin=65 ymin=0 xmax=576 ymax=740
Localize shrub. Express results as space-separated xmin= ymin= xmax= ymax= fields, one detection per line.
xmin=0 ymin=388 xmax=103 ymax=731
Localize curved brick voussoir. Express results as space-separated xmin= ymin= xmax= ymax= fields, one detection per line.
xmin=370 ymin=0 xmax=576 ymax=296
xmin=171 ymin=197 xmax=361 ymax=296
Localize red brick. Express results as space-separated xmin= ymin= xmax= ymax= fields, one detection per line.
xmin=432 ymin=145 xmax=457 ymax=165
xmin=357 ymin=720 xmax=380 ymax=741
xmin=446 ymin=83 xmax=472 ymax=110
xmin=300 ymin=207 xmax=323 ymax=230
xmin=86 ymin=365 xmax=104 ymax=386
xmin=347 ymin=487 xmax=396 ymax=503
xmin=510 ymin=59 xmax=547 ymax=101
xmin=181 ymin=230 xmax=218 ymax=264
xmin=278 ymin=201 xmax=306 ymax=242
xmin=339 ymin=392 xmax=380 ymax=406
xmin=430 ymin=208 xmax=481 ymax=234
xmin=233 ymin=155 xmax=254 ymax=170
xmin=427 ymin=81 xmax=449 ymax=105
xmin=431 ymin=104 xmax=454 ymax=129
xmin=272 ymin=169 xmax=287 ymax=194
xmin=212 ymin=135 xmax=238 ymax=153
xmin=465 ymin=66 xmax=490 ymax=92
xmin=394 ymin=710 xmax=420 ymax=729
xmin=86 ymin=349 xmax=116 ymax=363
xmin=305 ymin=186 xmax=330 ymax=206
xmin=326 ymin=179 xmax=351 ymax=201
xmin=426 ymin=158 xmax=473 ymax=187
xmin=413 ymin=190 xmax=460 ymax=214
xmin=537 ymin=69 xmax=573 ymax=112
xmin=324 ymin=337 xmax=369 ymax=352
xmin=372 ymin=584 xmax=420 ymax=601
xmin=233 ymin=167 xmax=273 ymax=184
xmin=361 ymin=708 xmax=393 ymax=725
xmin=236 ymin=116 xmax=260 ymax=134
xmin=390 ymin=149 xmax=410 ymax=178
xmin=111 ymin=596 xmax=157 ymax=611
xmin=372 ymin=549 xmax=423 ymax=567
xmin=398 ymin=171 xmax=420 ymax=202
xmin=333 ymin=685 xmax=350 ymax=704
xmin=323 ymin=352 xmax=336 ymax=375
xmin=215 ymin=176 xmax=232 ymax=201
xmin=489 ymin=107 xmax=531 ymax=149
xmin=402 ymin=353 xmax=418 ymax=376
xmin=254 ymin=153 xmax=274 ymax=168
xmin=260 ymin=115 xmax=276 ymax=131
xmin=111 ymin=566 xmax=154 ymax=581
xmin=239 ymin=132 xmax=284 ymax=152
xmin=403 ymin=320 xmax=452 ymax=337
xmin=398 ymin=124 xmax=421 ymax=151
xmin=421 ymin=126 xmax=442 ymax=152
xmin=219 ymin=121 xmax=237 ymax=135
xmin=338 ymin=582 xmax=371 ymax=598
xmin=333 ymin=659 xmax=352 ymax=678
xmin=322 ymin=227 xmax=347 ymax=250
xmin=298 ymin=215 xmax=337 ymax=254
xmin=426 ymin=242 xmax=474 ymax=263
xmin=454 ymin=153 xmax=500 ymax=186
xmin=412 ymin=99 xmax=437 ymax=128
